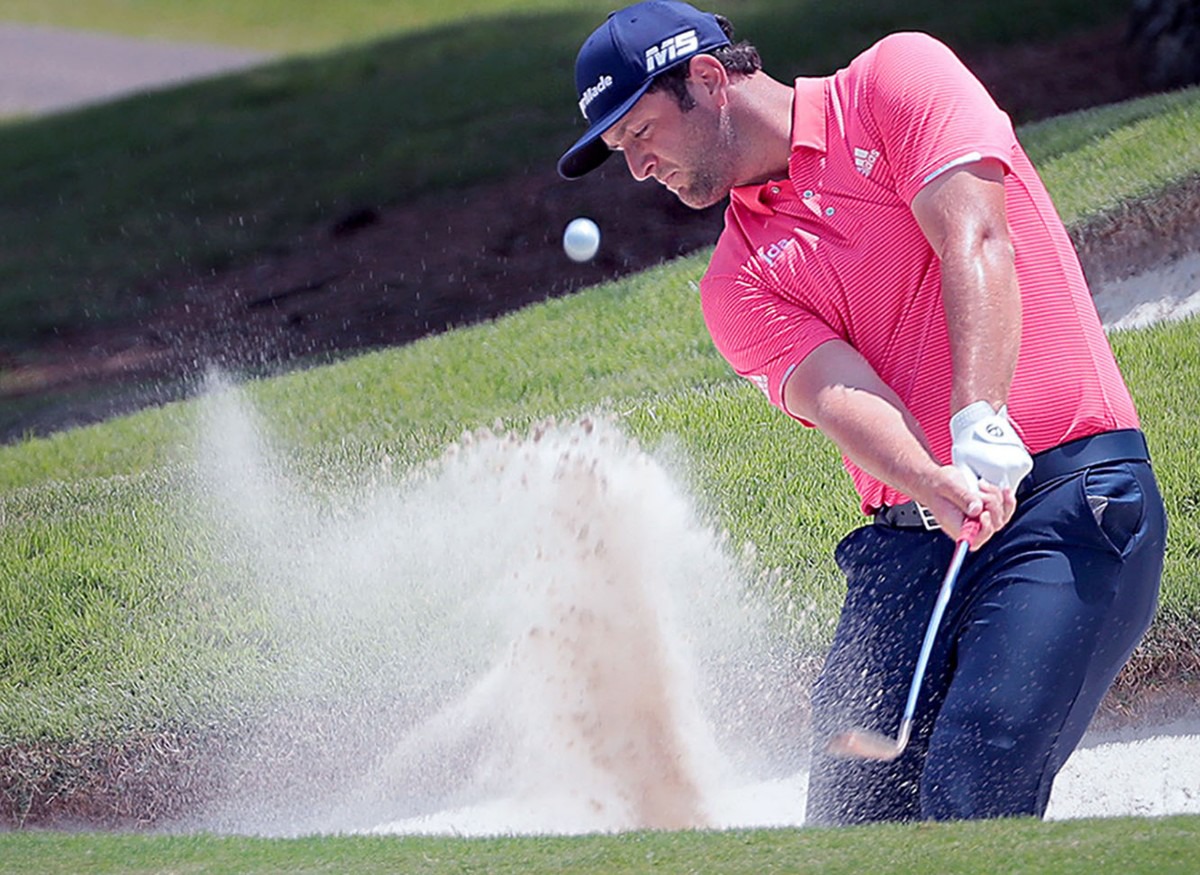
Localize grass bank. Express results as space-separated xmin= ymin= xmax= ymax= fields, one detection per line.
xmin=2 ymin=816 xmax=1200 ymax=875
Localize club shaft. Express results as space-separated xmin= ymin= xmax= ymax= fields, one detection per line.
xmin=900 ymin=536 xmax=971 ymax=729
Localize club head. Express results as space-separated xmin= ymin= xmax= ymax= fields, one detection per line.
xmin=823 ymin=534 xmax=975 ymax=766
xmin=824 ymin=729 xmax=903 ymax=761
xmin=824 ymin=719 xmax=912 ymax=762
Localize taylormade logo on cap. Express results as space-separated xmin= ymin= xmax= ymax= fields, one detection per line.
xmin=578 ymin=74 xmax=614 ymax=119
xmin=645 ymin=28 xmax=700 ymax=72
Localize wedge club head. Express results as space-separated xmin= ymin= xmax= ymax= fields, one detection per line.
xmin=826 ymin=718 xmax=913 ymax=762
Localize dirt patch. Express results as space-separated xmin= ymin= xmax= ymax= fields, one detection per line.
xmin=1073 ymin=174 xmax=1200 ymax=281
xmin=0 ymin=729 xmax=219 ymax=830
xmin=0 ymin=161 xmax=725 ymax=427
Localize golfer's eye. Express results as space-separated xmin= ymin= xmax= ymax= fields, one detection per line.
xmin=634 ymin=124 xmax=650 ymax=139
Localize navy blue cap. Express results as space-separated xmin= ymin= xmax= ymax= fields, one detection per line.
xmin=557 ymin=1 xmax=731 ymax=180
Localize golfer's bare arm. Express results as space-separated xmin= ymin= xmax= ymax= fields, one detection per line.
xmin=910 ymin=158 xmax=1021 ymax=415
xmin=782 ymin=341 xmax=998 ymax=542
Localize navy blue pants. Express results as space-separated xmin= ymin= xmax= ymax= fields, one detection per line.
xmin=806 ymin=456 xmax=1166 ymax=824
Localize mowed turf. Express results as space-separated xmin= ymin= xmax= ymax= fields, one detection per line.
xmin=2 ymin=816 xmax=1200 ymax=875
xmin=1 ymin=0 xmax=1200 ymax=869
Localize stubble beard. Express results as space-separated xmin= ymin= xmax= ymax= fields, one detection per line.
xmin=674 ymin=106 xmax=739 ymax=211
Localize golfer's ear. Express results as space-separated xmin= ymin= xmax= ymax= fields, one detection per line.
xmin=688 ymin=54 xmax=729 ymax=101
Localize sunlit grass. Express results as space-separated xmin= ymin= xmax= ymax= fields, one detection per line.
xmin=1 ymin=816 xmax=1199 ymax=875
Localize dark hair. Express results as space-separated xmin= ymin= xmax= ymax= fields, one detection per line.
xmin=645 ymin=14 xmax=762 ymax=111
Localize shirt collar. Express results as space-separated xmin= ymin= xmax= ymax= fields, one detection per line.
xmin=789 ymin=75 xmax=826 ymax=153
xmin=730 ymin=76 xmax=826 ymax=215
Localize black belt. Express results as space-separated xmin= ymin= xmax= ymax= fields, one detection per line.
xmin=874 ymin=428 xmax=1151 ymax=530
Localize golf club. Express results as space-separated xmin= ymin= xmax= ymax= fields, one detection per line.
xmin=825 ymin=516 xmax=981 ymax=761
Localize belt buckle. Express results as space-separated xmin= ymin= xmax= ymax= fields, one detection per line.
xmin=916 ymin=504 xmax=940 ymax=531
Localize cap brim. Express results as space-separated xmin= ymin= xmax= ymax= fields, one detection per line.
xmin=556 ymin=79 xmax=654 ymax=180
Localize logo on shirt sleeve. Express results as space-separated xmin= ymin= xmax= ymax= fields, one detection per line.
xmin=747 ymin=374 xmax=770 ymax=397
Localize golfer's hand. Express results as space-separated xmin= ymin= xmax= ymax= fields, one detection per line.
xmin=950 ymin=401 xmax=1033 ymax=491
xmin=924 ymin=464 xmax=1015 ymax=549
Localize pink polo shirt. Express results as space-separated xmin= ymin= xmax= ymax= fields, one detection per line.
xmin=701 ymin=31 xmax=1138 ymax=513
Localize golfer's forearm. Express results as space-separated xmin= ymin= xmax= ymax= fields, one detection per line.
xmin=806 ymin=384 xmax=943 ymax=504
xmin=785 ymin=340 xmax=947 ymax=503
xmin=911 ymin=159 xmax=1022 ymax=415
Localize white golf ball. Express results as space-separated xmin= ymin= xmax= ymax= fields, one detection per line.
xmin=563 ymin=217 xmax=600 ymax=263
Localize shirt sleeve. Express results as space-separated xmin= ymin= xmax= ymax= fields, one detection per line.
xmin=863 ymin=32 xmax=1018 ymax=205
xmin=699 ymin=266 xmax=841 ymax=423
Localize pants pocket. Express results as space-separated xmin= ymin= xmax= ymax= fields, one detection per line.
xmin=1081 ymin=463 xmax=1145 ymax=558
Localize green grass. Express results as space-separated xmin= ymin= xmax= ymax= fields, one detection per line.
xmin=1021 ymin=89 xmax=1200 ymax=225
xmin=2 ymin=816 xmax=1200 ymax=874
xmin=3 ymin=268 xmax=1200 ymax=745
xmin=0 ymin=470 xmax=278 ymax=740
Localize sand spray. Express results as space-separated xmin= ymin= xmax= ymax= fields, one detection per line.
xmin=184 ymin=376 xmax=806 ymax=835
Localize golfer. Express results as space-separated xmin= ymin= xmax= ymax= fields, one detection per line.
xmin=557 ymin=0 xmax=1167 ymax=824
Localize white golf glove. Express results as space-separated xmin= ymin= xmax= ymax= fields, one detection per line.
xmin=950 ymin=401 xmax=1033 ymax=491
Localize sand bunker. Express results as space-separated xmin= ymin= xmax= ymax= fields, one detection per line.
xmin=1093 ymin=252 xmax=1200 ymax=331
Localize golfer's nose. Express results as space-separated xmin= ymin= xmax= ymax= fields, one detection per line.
xmin=624 ymin=142 xmax=654 ymax=182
